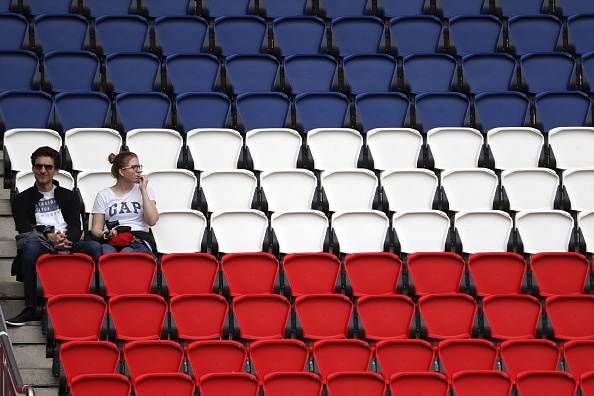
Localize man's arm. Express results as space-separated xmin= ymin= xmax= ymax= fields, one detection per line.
xmin=11 ymin=193 xmax=35 ymax=234
xmin=61 ymin=189 xmax=83 ymax=243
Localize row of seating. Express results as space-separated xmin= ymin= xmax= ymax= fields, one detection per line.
xmin=55 ymin=337 xmax=594 ymax=396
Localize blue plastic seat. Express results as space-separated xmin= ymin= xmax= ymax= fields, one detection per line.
xmin=295 ymin=92 xmax=350 ymax=133
xmin=355 ymin=92 xmax=410 ymax=133
xmin=0 ymin=90 xmax=54 ymax=131
xmin=343 ymin=54 xmax=398 ymax=94
xmin=105 ymin=52 xmax=160 ymax=94
xmin=403 ymin=53 xmax=458 ymax=94
xmin=284 ymin=54 xmax=338 ymax=94
xmin=520 ymin=52 xmax=576 ymax=94
xmin=415 ymin=92 xmax=470 ymax=133
xmin=94 ymin=15 xmax=149 ymax=55
xmin=389 ymin=16 xmax=444 ymax=57
xmin=567 ymin=14 xmax=594 ymax=55
xmin=331 ymin=16 xmax=386 ymax=57
xmin=55 ymin=92 xmax=112 ymax=131
xmin=225 ymin=54 xmax=280 ymax=94
xmin=214 ymin=16 xmax=268 ymax=56
xmin=260 ymin=0 xmax=312 ymax=18
xmin=139 ymin=0 xmax=195 ymax=18
xmin=0 ymin=0 xmax=14 ymax=12
xmin=581 ymin=52 xmax=594 ymax=93
xmin=202 ymin=0 xmax=256 ymax=18
xmin=0 ymin=50 xmax=39 ymax=91
xmin=449 ymin=15 xmax=503 ymax=56
xmin=81 ymin=0 xmax=135 ymax=17
xmin=461 ymin=53 xmax=517 ymax=94
xmin=379 ymin=0 xmax=430 ymax=17
xmin=534 ymin=91 xmax=592 ymax=133
xmin=154 ymin=16 xmax=209 ymax=57
xmin=165 ymin=53 xmax=220 ymax=94
xmin=175 ymin=92 xmax=232 ymax=132
xmin=558 ymin=0 xmax=594 ymax=17
xmin=33 ymin=14 xmax=89 ymax=55
xmin=318 ymin=0 xmax=372 ymax=18
xmin=236 ymin=92 xmax=291 ymax=132
xmin=115 ymin=92 xmax=171 ymax=133
xmin=435 ymin=0 xmax=489 ymax=18
xmin=272 ymin=16 xmax=326 ymax=56
xmin=474 ymin=92 xmax=531 ymax=132
xmin=43 ymin=51 xmax=100 ymax=93
xmin=496 ymin=0 xmax=550 ymax=17
xmin=25 ymin=0 xmax=77 ymax=15
xmin=0 ymin=13 xmax=28 ymax=50
xmin=507 ymin=15 xmax=563 ymax=56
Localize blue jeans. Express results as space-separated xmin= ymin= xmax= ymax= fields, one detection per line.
xmin=20 ymin=240 xmax=102 ymax=307
xmin=101 ymin=241 xmax=153 ymax=255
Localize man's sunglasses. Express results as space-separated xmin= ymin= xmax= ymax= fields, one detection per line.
xmin=33 ymin=164 xmax=55 ymax=171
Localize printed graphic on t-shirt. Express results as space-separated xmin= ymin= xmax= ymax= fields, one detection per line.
xmin=35 ymin=190 xmax=67 ymax=233
xmin=108 ymin=201 xmax=142 ymax=217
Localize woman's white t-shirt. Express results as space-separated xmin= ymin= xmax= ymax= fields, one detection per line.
xmin=92 ymin=184 xmax=156 ymax=232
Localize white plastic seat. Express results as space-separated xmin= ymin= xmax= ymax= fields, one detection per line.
xmin=76 ymin=170 xmax=115 ymax=229
xmin=331 ymin=210 xmax=389 ymax=254
xmin=142 ymin=169 xmax=197 ymax=210
xmin=578 ymin=210 xmax=594 ymax=254
xmin=454 ymin=210 xmax=513 ymax=254
xmin=260 ymin=169 xmax=317 ymax=212
xmin=392 ymin=210 xmax=451 ymax=253
xmin=186 ymin=128 xmax=243 ymax=171
xmin=245 ymin=128 xmax=302 ymax=171
xmin=563 ymin=168 xmax=594 ymax=212
xmin=548 ymin=127 xmax=594 ymax=170
xmin=64 ymin=128 xmax=122 ymax=172
xmin=306 ymin=128 xmax=363 ymax=171
xmin=125 ymin=128 xmax=183 ymax=171
xmin=4 ymin=128 xmax=62 ymax=173
xmin=515 ymin=210 xmax=574 ymax=253
xmin=486 ymin=127 xmax=544 ymax=170
xmin=199 ymin=170 xmax=257 ymax=212
xmin=381 ymin=169 xmax=438 ymax=212
xmin=210 ymin=209 xmax=269 ymax=253
xmin=366 ymin=128 xmax=423 ymax=170
xmin=501 ymin=168 xmax=559 ymax=211
xmin=151 ymin=209 xmax=207 ymax=253
xmin=15 ymin=170 xmax=75 ymax=193
xmin=271 ymin=210 xmax=329 ymax=254
xmin=426 ymin=127 xmax=483 ymax=170
xmin=441 ymin=168 xmax=498 ymax=212
xmin=321 ymin=169 xmax=378 ymax=212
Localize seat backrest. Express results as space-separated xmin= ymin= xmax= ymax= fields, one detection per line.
xmin=134 ymin=373 xmax=195 ymax=396
xmin=260 ymin=169 xmax=317 ymax=212
xmin=520 ymin=52 xmax=576 ymax=93
xmin=390 ymin=372 xmax=450 ymax=396
xmin=47 ymin=294 xmax=107 ymax=341
xmin=83 ymin=0 xmax=135 ymax=17
xmin=515 ymin=210 xmax=574 ymax=253
xmin=295 ymin=294 xmax=353 ymax=340
xmin=64 ymin=128 xmax=121 ymax=172
xmin=98 ymin=253 xmax=157 ymax=297
xmin=225 ymin=54 xmax=280 ymax=94
xmin=176 ymin=93 xmax=232 ymax=132
xmin=474 ymin=92 xmax=531 ymax=132
xmin=437 ymin=339 xmax=498 ymax=381
xmin=356 ymin=294 xmax=416 ymax=340
xmin=142 ymin=169 xmax=197 ymax=210
xmin=381 ymin=169 xmax=438 ymax=211
xmin=499 ymin=339 xmax=560 ymax=382
xmin=564 ymin=168 xmax=594 ymax=211
xmin=392 ymin=210 xmax=450 ymax=253
xmin=186 ymin=340 xmax=247 ymax=383
xmin=426 ymin=127 xmax=483 ymax=169
xmin=262 ymin=372 xmax=323 ymax=396
xmin=186 ymin=128 xmax=241 ymax=171
xmin=486 ymin=127 xmax=543 ymax=170
xmin=568 ymin=14 xmax=594 ymax=54
xmin=549 ymin=127 xmax=594 ymax=170
xmin=403 ymin=53 xmax=457 ymax=93
xmin=70 ymin=374 xmax=131 ymax=396
xmin=560 ymin=0 xmax=594 ymax=16
xmin=436 ymin=0 xmax=489 ymax=17
xmin=374 ymin=339 xmax=434 ymax=381
xmin=515 ymin=371 xmax=577 ymax=396
xmin=60 ymin=341 xmax=120 ymax=387
xmin=55 ymin=92 xmax=112 ymax=131
xmin=535 ymin=91 xmax=592 ymax=133
xmin=37 ymin=253 xmax=95 ymax=298
xmin=326 ymin=372 xmax=386 ymax=396
xmin=43 ymin=50 xmax=99 ymax=93
xmin=579 ymin=210 xmax=594 ymax=254
xmin=295 ymin=93 xmax=350 ymax=134
xmin=321 ymin=169 xmax=378 ymax=212
xmin=236 ymin=92 xmax=291 ymax=131
xmin=283 ymin=252 xmax=341 ymax=296
xmin=141 ymin=0 xmax=194 ymax=17
xmin=161 ymin=253 xmax=219 ymax=296
xmin=272 ymin=16 xmax=326 ymax=56
xmin=330 ymin=16 xmax=386 ymax=57
xmin=95 ymin=15 xmax=149 ymax=55
xmin=450 ymin=371 xmax=512 ymax=396
xmin=200 ymin=170 xmax=257 ymax=212
xmin=271 ymin=210 xmax=328 ymax=254
xmin=355 ymin=92 xmax=411 ymax=133
xmin=123 ymin=340 xmax=184 ymax=382
xmin=366 ymin=128 xmax=422 ymax=170
xmin=151 ymin=210 xmax=207 ymax=254
xmin=0 ymin=91 xmax=54 ymax=130
xmin=115 ymin=92 xmax=171 ymax=133
xmin=214 ymin=15 xmax=267 ymax=56
xmin=169 ymin=294 xmax=229 ymax=341
xmin=502 ymin=168 xmax=559 ymax=211
xmin=284 ymin=54 xmax=337 ymax=94
xmin=105 ymin=53 xmax=160 ymax=94
xmin=449 ymin=15 xmax=503 ymax=56
xmin=381 ymin=0 xmax=429 ymax=17
xmin=4 ymin=128 xmax=61 ymax=172
xmin=76 ymin=171 xmax=114 ymax=215
xmin=0 ymin=13 xmax=28 ymax=50
xmin=221 ymin=252 xmax=279 ymax=296
xmin=545 ymin=294 xmax=594 ymax=341
xmin=343 ymin=54 xmax=398 ymax=94
xmin=508 ymin=15 xmax=562 ymax=56
xmin=245 ymin=128 xmax=302 ymax=171
xmin=389 ymin=15 xmax=444 ymax=57
xmin=199 ymin=373 xmax=260 ymax=396
xmin=562 ymin=340 xmax=594 ymax=379
xmin=260 ymin=0 xmax=311 ymax=17
xmin=203 ymin=0 xmax=254 ymax=17
xmin=461 ymin=53 xmax=516 ymax=94
xmin=415 ymin=92 xmax=470 ymax=133
xmin=441 ymin=168 xmax=498 ymax=212
xmin=482 ymin=294 xmax=543 ymax=340
xmin=232 ymin=294 xmax=291 ymax=340
xmin=165 ymin=53 xmax=220 ymax=94
xmin=468 ymin=252 xmax=526 ymax=296
xmin=33 ymin=14 xmax=89 ymax=54
xmin=249 ymin=339 xmax=309 ymax=379
xmin=306 ymin=127 xmax=362 ymax=170
xmin=210 ymin=210 xmax=268 ymax=253
xmin=344 ymin=252 xmax=402 ymax=297
xmin=407 ymin=252 xmax=465 ymax=296
xmin=0 ymin=50 xmax=39 ymax=91
xmin=332 ymin=210 xmax=389 ymax=254
xmin=454 ymin=210 xmax=513 ymax=254
xmin=311 ymin=339 xmax=372 ymax=382
xmin=417 ymin=293 xmax=477 ymax=340
xmin=108 ymin=294 xmax=168 ymax=341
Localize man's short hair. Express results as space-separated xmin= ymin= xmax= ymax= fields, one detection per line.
xmin=30 ymin=146 xmax=61 ymax=169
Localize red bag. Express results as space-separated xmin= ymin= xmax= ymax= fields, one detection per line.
xmin=108 ymin=232 xmax=135 ymax=247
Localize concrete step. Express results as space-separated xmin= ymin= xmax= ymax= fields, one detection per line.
xmin=0 ymin=216 xmax=16 ymax=242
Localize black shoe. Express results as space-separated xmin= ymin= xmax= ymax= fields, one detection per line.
xmin=5 ymin=307 xmax=41 ymax=327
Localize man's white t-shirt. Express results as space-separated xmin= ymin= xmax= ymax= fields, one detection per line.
xmin=92 ymin=184 xmax=156 ymax=232
xmin=35 ymin=186 xmax=67 ymax=233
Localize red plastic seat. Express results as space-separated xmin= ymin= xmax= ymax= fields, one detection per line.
xmin=70 ymin=373 xmax=131 ymax=396
xmin=294 ymin=294 xmax=354 ymax=340
xmin=580 ymin=371 xmax=594 ymax=396
xmin=161 ymin=253 xmax=220 ymax=296
xmin=418 ymin=293 xmax=477 ymax=340
xmin=389 ymin=372 xmax=450 ymax=396
xmin=407 ymin=252 xmax=465 ymax=296
xmin=169 ymin=294 xmax=229 ymax=341
xmin=562 ymin=340 xmax=594 ymax=380
xmin=546 ymin=294 xmax=594 ymax=340
xmin=283 ymin=252 xmax=341 ymax=296
xmin=36 ymin=253 xmax=96 ymax=297
xmin=199 ymin=372 xmax=260 ymax=396
xmin=221 ymin=252 xmax=280 ymax=296
xmin=248 ymin=339 xmax=309 ymax=380
xmin=374 ymin=339 xmax=435 ymax=381
xmin=134 ymin=372 xmax=195 ymax=396
xmin=59 ymin=341 xmax=120 ymax=392
xmin=436 ymin=339 xmax=498 ymax=381
xmin=311 ymin=339 xmax=372 ymax=383
xmin=326 ymin=372 xmax=386 ymax=396
xmin=356 ymin=294 xmax=415 ymax=340
xmin=98 ymin=252 xmax=157 ymax=296
xmin=344 ymin=252 xmax=402 ymax=296
xmin=468 ymin=252 xmax=527 ymax=296
xmin=107 ymin=294 xmax=168 ymax=341
xmin=482 ymin=294 xmax=542 ymax=340
xmin=122 ymin=339 xmax=184 ymax=382
xmin=531 ymin=252 xmax=590 ymax=296
xmin=451 ymin=370 xmax=512 ymax=396
xmin=262 ymin=372 xmax=322 ymax=396
xmin=499 ymin=339 xmax=560 ymax=382
xmin=232 ymin=294 xmax=291 ymax=340
xmin=515 ymin=371 xmax=577 ymax=396
xmin=47 ymin=294 xmax=107 ymax=345
xmin=186 ymin=340 xmax=247 ymax=384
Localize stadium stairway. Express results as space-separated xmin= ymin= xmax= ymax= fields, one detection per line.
xmin=0 ymin=150 xmax=58 ymax=396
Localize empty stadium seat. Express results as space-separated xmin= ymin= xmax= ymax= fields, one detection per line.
xmin=355 ymin=93 xmax=411 ymax=133
xmin=236 ymin=92 xmax=291 ymax=132
xmin=534 ymin=91 xmax=592 ymax=133
xmin=199 ymin=170 xmax=258 ymax=212
xmin=507 ymin=15 xmax=563 ymax=56
xmin=392 ymin=210 xmax=450 ymax=254
xmin=283 ymin=54 xmax=338 ymax=94
xmin=389 ymin=372 xmax=450 ymax=396
xmin=169 ymin=294 xmax=229 ymax=341
xmin=210 ymin=210 xmax=268 ymax=254
xmin=498 ymin=339 xmax=561 ymax=382
xmin=449 ymin=15 xmax=503 ymax=56
xmin=515 ymin=210 xmax=575 ymax=254
xmin=245 ymin=128 xmax=302 ymax=171
xmin=185 ymin=128 xmax=241 ymax=171
xmin=0 ymin=50 xmax=39 ymax=91
xmin=138 ymin=0 xmax=196 ymax=18
xmin=417 ymin=293 xmax=478 ymax=340
xmin=283 ymin=252 xmax=342 ymax=296
xmin=259 ymin=0 xmax=312 ymax=18
xmin=515 ymin=371 xmax=577 ymax=396
xmin=435 ymin=0 xmax=490 ymax=17
xmin=482 ymin=294 xmax=543 ymax=340
xmin=294 ymin=294 xmax=354 ymax=340
xmin=501 ymin=168 xmax=560 ymax=211
xmin=107 ymin=294 xmax=168 ymax=342
xmin=161 ymin=253 xmax=219 ymax=296
xmin=450 ymin=371 xmax=512 ymax=396
xmin=548 ymin=127 xmax=594 ymax=170
xmin=221 ymin=252 xmax=280 ymax=296
xmin=114 ymin=92 xmax=172 ymax=133
xmin=150 ymin=210 xmax=207 ymax=253
xmin=321 ymin=169 xmax=379 ymax=212
xmin=225 ymin=54 xmax=281 ymax=94
xmin=154 ymin=15 xmax=209 ymax=57
xmin=486 ymin=127 xmax=544 ymax=170
xmin=426 ymin=127 xmax=483 ymax=169
xmin=344 ymin=252 xmax=403 ymax=296
xmin=122 ymin=339 xmax=184 ymax=382
xmin=165 ymin=53 xmax=221 ymax=94
xmin=562 ymin=340 xmax=594 ymax=380
xmin=125 ymin=128 xmax=182 ymax=170
xmin=213 ymin=15 xmax=268 ymax=56
xmin=520 ymin=52 xmax=577 ymax=94
xmin=0 ymin=91 xmax=54 ymax=132
xmin=530 ymin=252 xmax=590 ymax=296
xmin=81 ymin=0 xmax=135 ymax=17
xmin=379 ymin=0 xmax=430 ymax=17
xmin=311 ymin=339 xmax=372 ymax=382
xmin=260 ymin=170 xmax=317 ymax=212
xmin=389 ymin=15 xmax=444 ymax=57
xmin=306 ymin=128 xmax=363 ymax=171
xmin=374 ymin=339 xmax=435 ymax=381
xmin=176 ymin=93 xmax=232 ymax=132
xmin=365 ymin=128 xmax=423 ymax=170
xmin=198 ymin=372 xmax=259 ymax=396
xmin=94 ymin=15 xmax=149 ymax=55
xmin=326 ymin=372 xmax=386 ymax=396
xmin=330 ymin=16 xmax=387 ymax=57
xmin=568 ymin=14 xmax=594 ymax=54
xmin=402 ymin=53 xmax=458 ymax=94
xmin=343 ymin=54 xmax=398 ymax=94
xmin=69 ymin=374 xmax=131 ymax=396
xmin=468 ymin=252 xmax=527 ymax=296
xmin=271 ymin=16 xmax=326 ymax=57
xmin=105 ymin=53 xmax=161 ymax=94
xmin=134 ymin=373 xmax=195 ymax=396
xmin=461 ymin=53 xmax=517 ymax=94
xmin=415 ymin=92 xmax=471 ymax=133
xmin=32 ymin=14 xmax=90 ymax=55
xmin=271 ymin=210 xmax=329 ymax=254
xmin=232 ymin=294 xmax=291 ymax=340
xmin=186 ymin=340 xmax=247 ymax=383
xmin=36 ymin=253 xmax=96 ymax=300
xmin=141 ymin=170 xmax=197 ymax=210
xmin=0 ymin=13 xmax=28 ymax=50
xmin=55 ymin=93 xmax=113 ymax=131
xmin=98 ymin=253 xmax=157 ymax=297
xmin=440 ymin=168 xmax=499 ymax=213
xmin=295 ymin=93 xmax=351 ymax=134
xmin=332 ymin=210 xmax=390 ymax=254
xmin=437 ymin=339 xmax=498 ymax=381
xmin=454 ymin=210 xmax=514 ymax=254
xmin=248 ymin=339 xmax=309 ymax=379
xmin=355 ymin=294 xmax=416 ymax=340
xmin=474 ymin=92 xmax=531 ymax=132
xmin=262 ymin=372 xmax=323 ymax=396
xmin=407 ymin=252 xmax=465 ymax=296
xmin=545 ymin=294 xmax=594 ymax=340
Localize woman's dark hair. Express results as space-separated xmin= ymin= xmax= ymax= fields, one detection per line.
xmin=31 ymin=146 xmax=61 ymax=169
xmin=108 ymin=152 xmax=138 ymax=179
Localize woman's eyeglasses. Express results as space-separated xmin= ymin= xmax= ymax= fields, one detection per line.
xmin=121 ymin=164 xmax=143 ymax=171
xmin=33 ymin=164 xmax=55 ymax=171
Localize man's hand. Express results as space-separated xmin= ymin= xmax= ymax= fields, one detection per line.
xmin=48 ymin=231 xmax=73 ymax=251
